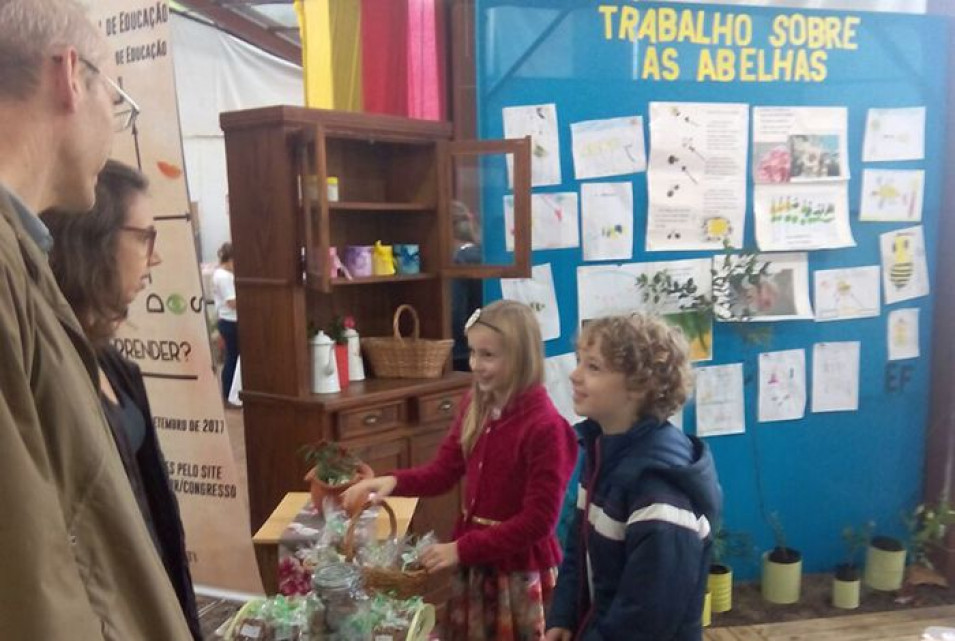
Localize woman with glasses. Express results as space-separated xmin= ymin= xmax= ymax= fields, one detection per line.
xmin=41 ymin=160 xmax=202 ymax=641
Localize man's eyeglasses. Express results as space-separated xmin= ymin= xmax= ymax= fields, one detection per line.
xmin=120 ymin=225 xmax=157 ymax=257
xmin=78 ymin=57 xmax=141 ymax=132
xmin=53 ymin=54 xmax=141 ymax=132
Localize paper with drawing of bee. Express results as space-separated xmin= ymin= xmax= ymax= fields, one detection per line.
xmin=863 ymin=107 xmax=925 ymax=163
xmin=500 ymin=263 xmax=561 ymax=341
xmin=860 ymin=169 xmax=924 ymax=222
xmin=581 ymin=181 xmax=633 ymax=261
xmin=880 ymin=225 xmax=929 ymax=305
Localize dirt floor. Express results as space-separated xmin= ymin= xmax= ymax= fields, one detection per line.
xmin=712 ymin=573 xmax=955 ymax=628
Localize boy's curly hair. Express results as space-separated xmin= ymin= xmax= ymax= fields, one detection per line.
xmin=578 ymin=314 xmax=693 ymax=422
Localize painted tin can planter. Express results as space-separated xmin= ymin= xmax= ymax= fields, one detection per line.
xmin=761 ymin=548 xmax=802 ymax=604
xmin=864 ymin=536 xmax=906 ymax=591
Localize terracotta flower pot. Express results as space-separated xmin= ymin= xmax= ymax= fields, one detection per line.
xmin=304 ymin=462 xmax=373 ymax=510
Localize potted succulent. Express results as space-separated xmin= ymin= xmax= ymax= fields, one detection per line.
xmin=833 ymin=522 xmax=872 ymax=609
xmin=300 ymin=440 xmax=373 ymax=509
xmin=327 ymin=315 xmax=356 ymax=390
xmin=708 ymin=524 xmax=755 ymax=613
xmin=761 ymin=512 xmax=802 ymax=604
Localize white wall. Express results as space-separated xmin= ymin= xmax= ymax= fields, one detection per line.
xmin=169 ymin=13 xmax=304 ymax=263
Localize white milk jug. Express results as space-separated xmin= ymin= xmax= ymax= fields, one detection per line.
xmin=310 ymin=330 xmax=340 ymax=394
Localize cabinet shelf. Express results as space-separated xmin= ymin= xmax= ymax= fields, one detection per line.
xmin=331 ymin=273 xmax=437 ymax=286
xmin=328 ymin=201 xmax=434 ymax=212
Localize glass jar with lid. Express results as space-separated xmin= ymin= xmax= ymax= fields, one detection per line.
xmin=311 ymin=562 xmax=367 ymax=633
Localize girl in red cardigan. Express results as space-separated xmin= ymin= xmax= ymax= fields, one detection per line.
xmin=344 ymin=299 xmax=578 ymax=640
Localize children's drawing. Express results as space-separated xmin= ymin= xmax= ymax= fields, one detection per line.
xmin=544 ymin=353 xmax=584 ymax=425
xmin=752 ymin=106 xmax=849 ymax=184
xmin=887 ymin=308 xmax=920 ymax=361
xmin=863 ymin=106 xmax=926 ymax=162
xmin=503 ymin=192 xmax=580 ymax=251
xmin=500 ymin=263 xmax=561 ymax=341
xmin=754 ymin=183 xmax=854 ymax=251
xmin=714 ymin=252 xmax=813 ymax=322
xmin=695 ymin=363 xmax=745 ymax=437
xmin=811 ymin=342 xmax=860 ymax=413
xmin=571 ymin=115 xmax=646 ymax=180
xmin=646 ymin=101 xmax=748 ymax=251
xmin=813 ymin=266 xmax=881 ymax=322
xmin=578 ymin=259 xmax=713 ymax=361
xmin=860 ymin=169 xmax=924 ymax=222
xmin=581 ymin=181 xmax=633 ymax=261
xmin=502 ymin=103 xmax=562 ymax=187
xmin=880 ymin=225 xmax=929 ymax=305
xmin=758 ymin=349 xmax=806 ymax=423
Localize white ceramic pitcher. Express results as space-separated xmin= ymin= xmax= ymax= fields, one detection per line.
xmin=310 ymin=330 xmax=340 ymax=394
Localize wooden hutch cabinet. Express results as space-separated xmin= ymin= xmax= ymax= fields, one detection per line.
xmin=219 ymin=106 xmax=531 ymax=554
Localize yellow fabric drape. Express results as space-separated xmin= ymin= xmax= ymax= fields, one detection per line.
xmin=295 ymin=0 xmax=363 ymax=111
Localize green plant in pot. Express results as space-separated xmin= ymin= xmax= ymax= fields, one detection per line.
xmin=902 ymin=500 xmax=955 ymax=588
xmin=299 ymin=440 xmax=373 ymax=510
xmin=708 ymin=524 xmax=755 ymax=613
xmin=833 ymin=522 xmax=872 ymax=609
xmin=761 ymin=512 xmax=802 ymax=604
xmin=864 ymin=517 xmax=907 ymax=592
xmin=634 ymin=244 xmax=776 ymax=359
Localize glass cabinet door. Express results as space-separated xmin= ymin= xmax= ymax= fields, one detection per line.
xmin=440 ymin=137 xmax=531 ymax=279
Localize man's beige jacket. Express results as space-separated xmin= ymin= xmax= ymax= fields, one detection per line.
xmin=0 ymin=186 xmax=192 ymax=640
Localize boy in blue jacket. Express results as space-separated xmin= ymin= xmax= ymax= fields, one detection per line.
xmin=546 ymin=314 xmax=723 ymax=641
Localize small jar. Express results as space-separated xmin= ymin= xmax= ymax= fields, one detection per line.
xmin=311 ymin=562 xmax=365 ymax=632
xmin=327 ymin=176 xmax=340 ymax=202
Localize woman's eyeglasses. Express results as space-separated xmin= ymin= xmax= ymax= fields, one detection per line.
xmin=120 ymin=225 xmax=157 ymax=257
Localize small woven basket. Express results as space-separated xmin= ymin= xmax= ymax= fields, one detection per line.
xmin=362 ymin=304 xmax=452 ymax=379
xmin=344 ymin=500 xmax=428 ymax=600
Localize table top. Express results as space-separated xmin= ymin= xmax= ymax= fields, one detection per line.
xmin=252 ymin=492 xmax=419 ymax=544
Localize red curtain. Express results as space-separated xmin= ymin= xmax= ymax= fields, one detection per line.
xmin=360 ymin=0 xmax=446 ymax=120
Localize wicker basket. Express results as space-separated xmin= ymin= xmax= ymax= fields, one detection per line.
xmin=344 ymin=500 xmax=428 ymax=599
xmin=362 ymin=304 xmax=453 ymax=379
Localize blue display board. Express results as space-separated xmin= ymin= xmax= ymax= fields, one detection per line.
xmin=475 ymin=0 xmax=948 ymax=577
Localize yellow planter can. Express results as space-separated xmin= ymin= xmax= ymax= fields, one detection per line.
xmin=761 ymin=549 xmax=802 ymax=604
xmin=832 ymin=577 xmax=861 ymax=609
xmin=701 ymin=590 xmax=712 ymax=627
xmin=708 ymin=565 xmax=733 ymax=613
xmin=864 ymin=538 xmax=906 ymax=591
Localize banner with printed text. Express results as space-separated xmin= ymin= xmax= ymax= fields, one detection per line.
xmin=83 ymin=0 xmax=261 ymax=594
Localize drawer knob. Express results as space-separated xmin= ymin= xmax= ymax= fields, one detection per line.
xmin=363 ymin=413 xmax=380 ymax=426
xmin=438 ymin=399 xmax=454 ymax=412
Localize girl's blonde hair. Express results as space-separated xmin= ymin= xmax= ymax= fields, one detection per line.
xmin=578 ymin=314 xmax=693 ymax=422
xmin=460 ymin=300 xmax=544 ymax=454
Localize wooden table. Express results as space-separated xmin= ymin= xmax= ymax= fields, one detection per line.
xmin=252 ymin=492 xmax=419 ymax=594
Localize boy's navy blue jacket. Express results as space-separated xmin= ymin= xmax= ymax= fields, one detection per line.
xmin=547 ymin=417 xmax=723 ymax=641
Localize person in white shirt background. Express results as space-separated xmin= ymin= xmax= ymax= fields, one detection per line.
xmin=212 ymin=242 xmax=239 ymax=405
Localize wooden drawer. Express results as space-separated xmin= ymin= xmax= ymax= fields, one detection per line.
xmin=416 ymin=390 xmax=466 ymax=425
xmin=335 ymin=401 xmax=405 ymax=440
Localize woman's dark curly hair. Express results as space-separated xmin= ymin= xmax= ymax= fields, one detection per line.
xmin=41 ymin=160 xmax=148 ymax=345
xmin=578 ymin=314 xmax=693 ymax=422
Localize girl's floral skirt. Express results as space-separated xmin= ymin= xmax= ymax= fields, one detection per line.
xmin=444 ymin=565 xmax=557 ymax=641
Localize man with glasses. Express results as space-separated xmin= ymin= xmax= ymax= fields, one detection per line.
xmin=0 ymin=1 xmax=192 ymax=639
